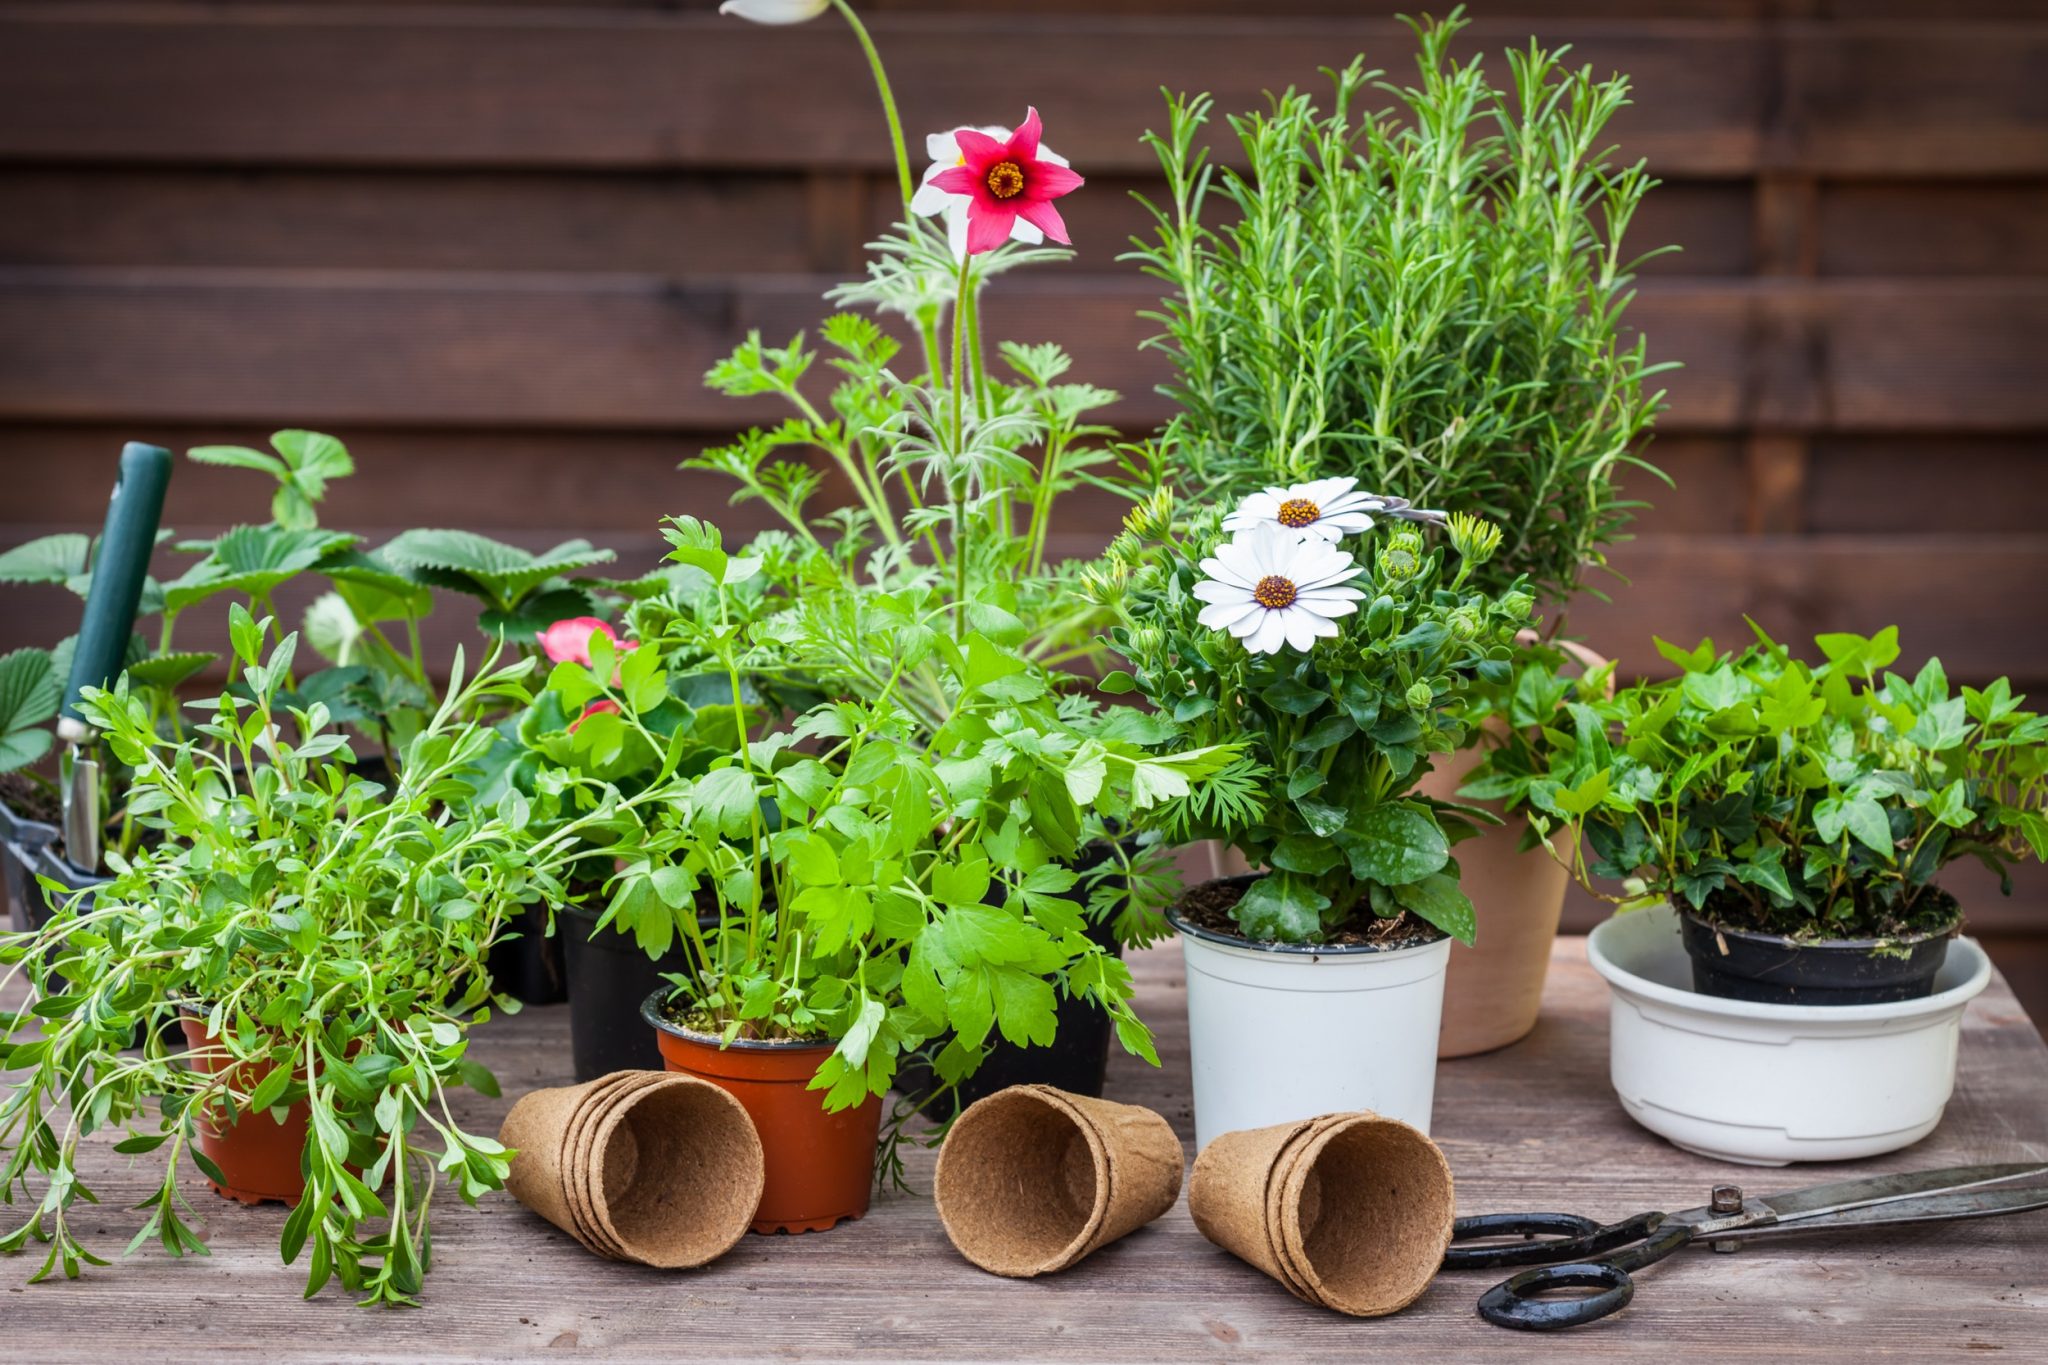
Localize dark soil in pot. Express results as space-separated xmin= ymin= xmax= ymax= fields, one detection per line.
xmin=562 ymin=901 xmax=701 ymax=1081
xmin=1170 ymin=873 xmax=1444 ymax=952
xmin=1679 ymin=888 xmax=1961 ymax=1005
xmin=0 ymin=773 xmax=62 ymax=839
xmin=894 ymin=841 xmax=1135 ymax=1120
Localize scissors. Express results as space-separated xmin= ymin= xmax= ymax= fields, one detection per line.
xmin=1442 ymin=1161 xmax=2048 ymax=1331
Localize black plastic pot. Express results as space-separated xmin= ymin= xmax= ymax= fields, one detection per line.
xmin=16 ymin=842 xmax=110 ymax=932
xmin=0 ymin=796 xmax=60 ymax=933
xmin=561 ymin=902 xmax=698 ymax=1081
xmin=1678 ymin=909 xmax=1956 ymax=1005
xmin=894 ymin=843 xmax=1130 ymax=1119
xmin=485 ymin=902 xmax=566 ymax=1005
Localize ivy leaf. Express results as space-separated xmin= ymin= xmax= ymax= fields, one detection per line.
xmin=1905 ymin=697 xmax=1969 ymax=753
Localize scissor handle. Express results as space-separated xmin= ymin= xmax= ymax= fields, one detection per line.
xmin=1444 ymin=1209 xmax=1665 ymax=1270
xmin=1472 ymin=1220 xmax=1696 ymax=1332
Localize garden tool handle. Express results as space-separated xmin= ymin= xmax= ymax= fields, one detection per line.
xmin=59 ymin=442 xmax=172 ymax=733
xmin=1473 ymin=1218 xmax=1695 ymax=1331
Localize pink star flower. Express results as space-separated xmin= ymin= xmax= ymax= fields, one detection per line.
xmin=924 ymin=108 xmax=1085 ymax=257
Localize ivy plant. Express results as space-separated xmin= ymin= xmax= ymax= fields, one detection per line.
xmin=1524 ymin=625 xmax=2048 ymax=939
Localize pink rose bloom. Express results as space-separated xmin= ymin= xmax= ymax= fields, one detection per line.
xmin=536 ymin=616 xmax=636 ymax=667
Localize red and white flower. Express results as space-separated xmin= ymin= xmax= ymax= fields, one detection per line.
xmin=911 ymin=108 xmax=1083 ymax=258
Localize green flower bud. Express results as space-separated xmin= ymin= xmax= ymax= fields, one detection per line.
xmin=1447 ymin=609 xmax=1480 ymax=642
xmin=1377 ymin=529 xmax=1425 ymax=582
xmin=1405 ymin=681 xmax=1434 ymax=709
xmin=1501 ymin=590 xmax=1535 ymax=621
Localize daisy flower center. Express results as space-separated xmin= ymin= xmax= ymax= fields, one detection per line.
xmin=1276 ymin=497 xmax=1321 ymax=528
xmin=1253 ymin=575 xmax=1299 ymax=610
xmin=985 ymin=160 xmax=1026 ymax=199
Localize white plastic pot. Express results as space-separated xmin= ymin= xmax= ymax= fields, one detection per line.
xmin=1588 ymin=904 xmax=1992 ymax=1166
xmin=1175 ymin=917 xmax=1451 ymax=1150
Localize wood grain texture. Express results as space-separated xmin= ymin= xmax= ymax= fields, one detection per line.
xmin=0 ymin=937 xmax=2041 ymax=1361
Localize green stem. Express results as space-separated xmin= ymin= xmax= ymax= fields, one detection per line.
xmin=830 ymin=0 xmax=915 ymax=212
xmin=950 ymin=254 xmax=971 ymax=631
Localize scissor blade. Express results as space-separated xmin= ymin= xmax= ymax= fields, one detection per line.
xmin=1745 ymin=1184 xmax=2048 ymax=1237
xmin=1760 ymin=1163 xmax=2048 ymax=1225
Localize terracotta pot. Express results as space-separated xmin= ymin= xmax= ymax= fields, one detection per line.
xmin=1423 ymin=639 xmax=1610 ymax=1059
xmin=643 ymin=992 xmax=881 ymax=1234
xmin=176 ymin=1014 xmax=312 ymax=1206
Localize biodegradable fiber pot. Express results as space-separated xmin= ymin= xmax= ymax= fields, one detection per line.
xmin=1171 ymin=877 xmax=1450 ymax=1151
xmin=1589 ymin=904 xmax=1993 ymax=1165
xmin=176 ymin=1013 xmax=312 ymax=1206
xmin=934 ymin=1084 xmax=1182 ymax=1277
xmin=499 ymin=1071 xmax=764 ymax=1267
xmin=1188 ymin=1111 xmax=1454 ymax=1316
xmin=644 ymin=992 xmax=883 ymax=1234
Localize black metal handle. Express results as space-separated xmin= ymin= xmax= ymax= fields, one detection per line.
xmin=1444 ymin=1210 xmax=1665 ymax=1270
xmin=1472 ymin=1220 xmax=1696 ymax=1331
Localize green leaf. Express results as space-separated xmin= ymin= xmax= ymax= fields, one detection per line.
xmin=1097 ymin=669 xmax=1137 ymax=695
xmin=941 ymin=904 xmax=1042 ymax=967
xmin=1260 ymin=676 xmax=1326 ymax=716
xmin=990 ymin=969 xmax=1057 ymax=1048
xmin=1393 ymin=873 xmax=1476 ymax=946
xmin=930 ymin=856 xmax=991 ymax=909
xmin=163 ymin=525 xmax=355 ymax=612
xmin=380 ymin=530 xmax=615 ymax=611
xmin=124 ymin=651 xmax=217 ymax=690
xmin=1268 ymin=833 xmax=1342 ymax=875
xmin=0 ymin=533 xmax=90 ymax=587
xmin=1291 ymin=714 xmax=1357 ymax=753
xmin=784 ymin=833 xmax=841 ymax=887
xmin=1235 ymin=875 xmax=1327 ymax=943
xmin=1551 ymin=769 xmax=1611 ymax=818
xmin=0 ymin=647 xmax=58 ymax=772
xmin=1905 ymin=697 xmax=1969 ymax=753
xmin=1337 ymin=804 xmax=1449 ymax=886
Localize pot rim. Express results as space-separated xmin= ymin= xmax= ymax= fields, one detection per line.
xmin=1590 ymin=904 xmax=1992 ymax=1023
xmin=1677 ymin=903 xmax=1961 ymax=953
xmin=639 ymin=987 xmax=836 ymax=1052
xmin=1167 ymin=875 xmax=1448 ymax=957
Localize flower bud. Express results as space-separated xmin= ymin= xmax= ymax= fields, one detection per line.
xmin=1406 ymin=681 xmax=1434 ymax=709
xmin=1501 ymin=590 xmax=1535 ymax=621
xmin=1377 ymin=529 xmax=1425 ymax=582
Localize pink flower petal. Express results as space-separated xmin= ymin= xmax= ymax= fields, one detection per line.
xmin=536 ymin=616 xmax=616 ymax=666
xmin=1025 ymin=162 xmax=1085 ymax=200
xmin=952 ymin=127 xmax=1005 ymax=164
xmin=930 ymin=164 xmax=983 ymax=197
xmin=964 ymin=204 xmax=1019 ymax=255
xmin=1010 ymin=106 xmax=1044 ymax=161
xmin=1015 ymin=197 xmax=1072 ymax=244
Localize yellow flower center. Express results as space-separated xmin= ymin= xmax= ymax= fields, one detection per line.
xmin=985 ymin=160 xmax=1026 ymax=200
xmin=1253 ymin=575 xmax=1299 ymax=610
xmin=1277 ymin=497 xmax=1320 ymax=528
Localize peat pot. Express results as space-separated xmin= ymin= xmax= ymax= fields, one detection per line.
xmin=561 ymin=902 xmax=696 ymax=1081
xmin=644 ymin=992 xmax=882 ymax=1235
xmin=1589 ymin=904 xmax=1992 ymax=1165
xmin=176 ymin=1012 xmax=312 ymax=1205
xmin=1170 ymin=876 xmax=1451 ymax=1151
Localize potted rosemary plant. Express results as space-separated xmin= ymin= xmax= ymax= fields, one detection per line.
xmin=1130 ymin=11 xmax=1671 ymax=1054
xmin=1094 ymin=489 xmax=1529 ymax=1146
xmin=0 ymin=610 xmax=569 ymax=1303
xmin=1549 ymin=626 xmax=2047 ymax=1161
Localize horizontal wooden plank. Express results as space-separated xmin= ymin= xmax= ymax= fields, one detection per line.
xmin=5 ymin=11 xmax=2045 ymax=176
xmin=0 ymin=11 xmax=1768 ymax=175
xmin=1819 ymin=183 xmax=2048 ymax=277
xmin=1 ymin=530 xmax=2042 ymax=690
xmin=6 ymin=268 xmax=2048 ymax=434
xmin=1805 ymin=437 xmax=2048 ymax=534
xmin=0 ymin=170 xmax=1753 ymax=279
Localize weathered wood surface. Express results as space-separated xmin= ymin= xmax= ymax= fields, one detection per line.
xmin=1 ymin=937 xmax=2043 ymax=1361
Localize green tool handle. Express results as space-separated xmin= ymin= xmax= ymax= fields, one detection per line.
xmin=60 ymin=442 xmax=173 ymax=730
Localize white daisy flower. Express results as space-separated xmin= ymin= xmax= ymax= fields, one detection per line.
xmin=1222 ymin=476 xmax=1387 ymax=543
xmin=910 ymin=126 xmax=1072 ymax=261
xmin=1193 ymin=524 xmax=1367 ymax=655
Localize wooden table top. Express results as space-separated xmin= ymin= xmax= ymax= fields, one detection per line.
xmin=4 ymin=936 xmax=2045 ymax=1362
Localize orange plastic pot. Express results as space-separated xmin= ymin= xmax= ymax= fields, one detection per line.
xmin=176 ymin=1014 xmax=310 ymax=1206
xmin=642 ymin=991 xmax=881 ymax=1234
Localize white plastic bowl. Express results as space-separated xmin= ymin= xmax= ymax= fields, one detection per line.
xmin=1586 ymin=905 xmax=1991 ymax=1166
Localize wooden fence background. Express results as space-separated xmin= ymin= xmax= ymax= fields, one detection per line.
xmin=0 ymin=0 xmax=2043 ymax=1022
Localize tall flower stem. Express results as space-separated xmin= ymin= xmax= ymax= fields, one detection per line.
xmin=830 ymin=0 xmax=915 ymax=212
xmin=950 ymin=252 xmax=971 ymax=631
